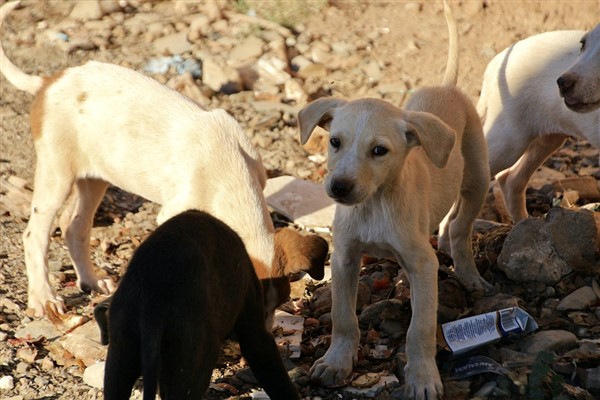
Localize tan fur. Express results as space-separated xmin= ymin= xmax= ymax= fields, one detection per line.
xmin=297 ymin=2 xmax=490 ymax=398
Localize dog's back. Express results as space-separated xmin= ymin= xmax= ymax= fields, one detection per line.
xmin=477 ymin=30 xmax=598 ymax=174
xmin=102 ymin=210 xmax=299 ymax=400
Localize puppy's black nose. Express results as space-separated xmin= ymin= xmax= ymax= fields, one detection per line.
xmin=330 ymin=179 xmax=354 ymax=198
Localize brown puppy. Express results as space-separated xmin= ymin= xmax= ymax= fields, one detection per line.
xmin=96 ymin=210 xmax=301 ymax=400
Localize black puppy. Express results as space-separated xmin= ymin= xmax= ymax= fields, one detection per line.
xmin=96 ymin=210 xmax=301 ymax=400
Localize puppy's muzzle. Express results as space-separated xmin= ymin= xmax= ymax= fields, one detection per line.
xmin=327 ymin=179 xmax=355 ymax=204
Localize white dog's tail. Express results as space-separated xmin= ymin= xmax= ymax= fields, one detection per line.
xmin=441 ymin=0 xmax=459 ymax=87
xmin=1 ymin=1 xmax=44 ymax=95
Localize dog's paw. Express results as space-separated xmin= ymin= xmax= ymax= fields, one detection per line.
xmin=403 ymin=362 xmax=443 ymax=400
xmin=309 ymin=344 xmax=355 ymax=387
xmin=27 ymin=294 xmax=66 ymax=318
xmin=78 ymin=276 xmax=116 ymax=295
xmin=458 ymin=274 xmax=495 ymax=295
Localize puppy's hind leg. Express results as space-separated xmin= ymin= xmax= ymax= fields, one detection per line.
xmin=497 ymin=134 xmax=567 ymax=223
xmin=447 ymin=125 xmax=493 ymax=293
xmin=64 ymin=179 xmax=115 ymax=294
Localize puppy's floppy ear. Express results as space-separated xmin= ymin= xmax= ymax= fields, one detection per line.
xmin=298 ymin=97 xmax=347 ymax=145
xmin=274 ymin=228 xmax=329 ymax=280
xmin=403 ymin=110 xmax=456 ymax=169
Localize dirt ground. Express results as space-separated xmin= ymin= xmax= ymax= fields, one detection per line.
xmin=0 ymin=1 xmax=599 ymax=399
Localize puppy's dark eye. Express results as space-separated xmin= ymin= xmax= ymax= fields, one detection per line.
xmin=372 ymin=146 xmax=388 ymax=156
xmin=580 ymin=38 xmax=586 ymax=52
xmin=330 ymin=137 xmax=341 ymax=149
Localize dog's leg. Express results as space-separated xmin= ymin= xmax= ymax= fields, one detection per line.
xmin=23 ymin=161 xmax=75 ymax=317
xmin=64 ymin=179 xmax=115 ymax=294
xmin=235 ymin=293 xmax=300 ymax=399
xmin=398 ymin=242 xmax=443 ymax=400
xmin=157 ymin=333 xmax=219 ymax=399
xmin=497 ymin=134 xmax=567 ymax=222
xmin=103 ymin=329 xmax=141 ymax=400
xmin=446 ymin=122 xmax=493 ymax=293
xmin=446 ymin=197 xmax=494 ymax=293
xmin=310 ymin=243 xmax=362 ymax=387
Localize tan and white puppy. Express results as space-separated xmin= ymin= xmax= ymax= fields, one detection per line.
xmin=0 ymin=1 xmax=327 ymax=318
xmin=478 ymin=24 xmax=600 ymax=223
xmin=297 ymin=3 xmax=490 ymax=399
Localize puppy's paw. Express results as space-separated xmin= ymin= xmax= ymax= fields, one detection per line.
xmin=78 ymin=276 xmax=116 ymax=295
xmin=403 ymin=361 xmax=443 ymax=400
xmin=310 ymin=359 xmax=352 ymax=387
xmin=310 ymin=342 xmax=356 ymax=387
xmin=458 ymin=273 xmax=494 ymax=295
xmin=27 ymin=293 xmax=66 ymax=318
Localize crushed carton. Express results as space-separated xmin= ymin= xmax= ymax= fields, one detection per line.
xmin=438 ymin=307 xmax=538 ymax=356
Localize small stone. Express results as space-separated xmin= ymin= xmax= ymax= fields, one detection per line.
xmin=154 ymin=32 xmax=193 ymax=55
xmin=520 ymin=330 xmax=578 ymax=355
xmin=83 ymin=362 xmax=105 ymax=389
xmin=579 ymin=365 xmax=600 ymax=393
xmin=16 ymin=362 xmax=29 ymax=375
xmin=0 ymin=375 xmax=14 ymax=390
xmin=69 ymin=0 xmax=103 ymax=21
xmin=351 ymin=372 xmax=381 ymax=388
xmin=557 ymin=286 xmax=598 ymax=311
xmin=359 ymin=299 xmax=404 ymax=327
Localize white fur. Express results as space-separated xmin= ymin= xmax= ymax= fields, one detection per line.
xmin=478 ymin=27 xmax=600 ymax=222
xmin=1 ymin=1 xmax=326 ymax=318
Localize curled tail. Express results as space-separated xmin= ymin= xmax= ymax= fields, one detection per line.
xmin=1 ymin=0 xmax=44 ymax=95
xmin=441 ymin=0 xmax=459 ymax=86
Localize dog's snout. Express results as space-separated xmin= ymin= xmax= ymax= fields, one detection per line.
xmin=330 ymin=179 xmax=354 ymax=198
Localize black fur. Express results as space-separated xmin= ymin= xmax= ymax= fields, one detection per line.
xmin=96 ymin=210 xmax=300 ymax=400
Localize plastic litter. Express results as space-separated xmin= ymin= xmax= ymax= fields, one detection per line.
xmin=144 ymin=55 xmax=201 ymax=78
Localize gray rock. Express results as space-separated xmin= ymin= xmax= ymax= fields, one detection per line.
xmin=15 ymin=320 xmax=62 ymax=342
xmin=579 ymin=365 xmax=600 ymax=394
xmin=498 ymin=208 xmax=598 ymax=284
xmin=59 ymin=322 xmax=107 ymax=367
xmin=557 ymin=286 xmax=598 ymax=311
xmin=520 ymin=330 xmax=578 ymax=355
xmin=83 ymin=362 xmax=105 ymax=389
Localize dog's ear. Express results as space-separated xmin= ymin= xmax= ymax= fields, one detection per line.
xmin=274 ymin=228 xmax=329 ymax=280
xmin=298 ymin=97 xmax=347 ymax=145
xmin=404 ymin=110 xmax=456 ymax=169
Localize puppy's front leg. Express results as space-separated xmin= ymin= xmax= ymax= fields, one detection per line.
xmin=310 ymin=243 xmax=362 ymax=387
xmin=399 ymin=242 xmax=443 ymax=400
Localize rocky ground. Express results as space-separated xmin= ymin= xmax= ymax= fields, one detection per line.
xmin=0 ymin=1 xmax=599 ymax=399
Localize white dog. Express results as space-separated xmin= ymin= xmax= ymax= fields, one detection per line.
xmin=478 ymin=24 xmax=600 ymax=223
xmin=0 ymin=0 xmax=328 ymax=318
xmin=297 ymin=3 xmax=490 ymax=399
